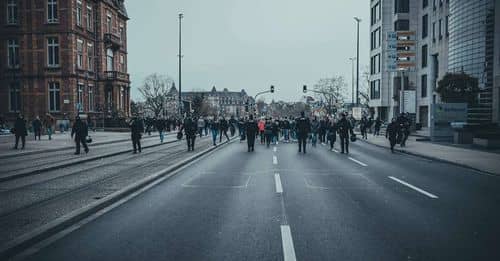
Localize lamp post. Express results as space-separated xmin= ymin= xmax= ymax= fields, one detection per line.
xmin=178 ymin=12 xmax=184 ymax=117
xmin=354 ymin=17 xmax=361 ymax=106
xmin=349 ymin=57 xmax=356 ymax=104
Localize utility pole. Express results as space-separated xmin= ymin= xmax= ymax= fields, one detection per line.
xmin=354 ymin=17 xmax=361 ymax=106
xmin=178 ymin=12 xmax=183 ymax=116
xmin=349 ymin=57 xmax=356 ymax=104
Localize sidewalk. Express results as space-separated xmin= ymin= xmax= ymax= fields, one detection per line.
xmin=0 ymin=131 xmax=162 ymax=158
xmin=357 ymin=133 xmax=500 ymax=175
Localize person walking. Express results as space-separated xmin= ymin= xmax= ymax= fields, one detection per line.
xmin=71 ymin=115 xmax=89 ymax=155
xmin=386 ymin=117 xmax=399 ymax=153
xmin=229 ymin=116 xmax=237 ymax=137
xmin=337 ymin=113 xmax=353 ymax=154
xmin=32 ymin=116 xmax=42 ymax=141
xmin=272 ymin=119 xmax=280 ymax=145
xmin=258 ymin=118 xmax=265 ymax=144
xmin=318 ymin=117 xmax=327 ymax=145
xmin=245 ymin=115 xmax=258 ymax=152
xmin=310 ymin=117 xmax=319 ymax=147
xmin=374 ymin=117 xmax=382 ymax=136
xmin=209 ymin=117 xmax=220 ymax=146
xmin=296 ymin=111 xmax=311 ymax=154
xmin=156 ymin=118 xmax=166 ymax=143
xmin=182 ymin=116 xmax=197 ymax=151
xmin=282 ymin=117 xmax=290 ymax=143
xmin=13 ymin=114 xmax=27 ymax=149
xmin=219 ymin=116 xmax=230 ymax=142
xmin=360 ymin=116 xmax=368 ymax=140
xmin=264 ymin=118 xmax=273 ymax=148
xmin=327 ymin=119 xmax=338 ymax=151
xmin=197 ymin=117 xmax=205 ymax=138
xmin=129 ymin=116 xmax=144 ymax=154
xmin=44 ymin=114 xmax=55 ymax=140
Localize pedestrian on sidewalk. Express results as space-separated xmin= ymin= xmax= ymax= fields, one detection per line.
xmin=156 ymin=118 xmax=166 ymax=143
xmin=229 ymin=116 xmax=237 ymax=137
xmin=71 ymin=115 xmax=89 ymax=155
xmin=327 ymin=119 xmax=338 ymax=151
xmin=197 ymin=117 xmax=205 ymax=138
xmin=360 ymin=116 xmax=368 ymax=140
xmin=129 ymin=116 xmax=144 ymax=153
xmin=296 ymin=111 xmax=311 ymax=154
xmin=245 ymin=115 xmax=258 ymax=152
xmin=181 ymin=116 xmax=197 ymax=151
xmin=219 ymin=116 xmax=230 ymax=142
xmin=386 ymin=118 xmax=399 ymax=153
xmin=44 ymin=113 xmax=55 ymax=140
xmin=209 ymin=117 xmax=220 ymax=146
xmin=374 ymin=117 xmax=382 ymax=136
xmin=337 ymin=112 xmax=353 ymax=154
xmin=12 ymin=114 xmax=27 ymax=149
xmin=32 ymin=116 xmax=42 ymax=141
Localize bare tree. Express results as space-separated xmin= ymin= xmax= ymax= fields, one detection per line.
xmin=138 ymin=73 xmax=174 ymax=118
xmin=313 ymin=76 xmax=348 ymax=114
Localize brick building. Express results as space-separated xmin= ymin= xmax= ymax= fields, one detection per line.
xmin=0 ymin=0 xmax=130 ymax=124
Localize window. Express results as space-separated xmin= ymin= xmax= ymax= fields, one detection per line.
xmin=119 ymin=25 xmax=124 ymax=42
xmin=432 ymin=22 xmax=436 ymax=42
xmin=87 ymin=43 xmax=93 ymax=71
xmin=88 ymin=85 xmax=94 ymax=111
xmin=395 ymin=0 xmax=409 ymax=13
xmin=370 ymin=54 xmax=381 ymax=74
xmin=438 ymin=19 xmax=442 ymax=39
xmin=106 ymin=12 xmax=112 ymax=33
xmin=394 ymin=19 xmax=409 ymax=31
xmin=370 ymin=80 xmax=381 ymax=99
xmin=7 ymin=0 xmax=18 ymax=24
xmin=422 ymin=15 xmax=428 ymax=39
xmin=371 ymin=28 xmax=381 ymax=50
xmin=9 ymin=83 xmax=21 ymax=112
xmin=76 ymin=0 xmax=82 ymax=26
xmin=48 ymin=82 xmax=60 ymax=112
xmin=47 ymin=0 xmax=58 ymax=23
xmin=7 ymin=39 xmax=20 ymax=68
xmin=422 ymin=45 xmax=428 ymax=68
xmin=47 ymin=37 xmax=59 ymax=67
xmin=86 ymin=5 xmax=93 ymax=31
xmin=106 ymin=48 xmax=114 ymax=71
xmin=77 ymin=39 xmax=83 ymax=69
xmin=445 ymin=16 xmax=449 ymax=37
xmin=119 ymin=54 xmax=125 ymax=72
xmin=371 ymin=2 xmax=381 ymax=25
xmin=423 ymin=0 xmax=428 ymax=8
xmin=77 ymin=83 xmax=84 ymax=111
xmin=421 ymin=75 xmax=428 ymax=97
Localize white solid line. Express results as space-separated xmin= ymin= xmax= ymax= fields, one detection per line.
xmin=281 ymin=225 xmax=297 ymax=261
xmin=273 ymin=155 xmax=278 ymax=165
xmin=273 ymin=147 xmax=277 ymax=152
xmin=389 ymin=176 xmax=439 ymax=199
xmin=348 ymin=157 xmax=368 ymax=167
xmin=275 ymin=173 xmax=283 ymax=193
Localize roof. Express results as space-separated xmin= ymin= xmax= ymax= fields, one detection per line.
xmin=103 ymin=0 xmax=128 ymax=19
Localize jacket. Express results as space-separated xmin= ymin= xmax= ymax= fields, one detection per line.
xmin=130 ymin=119 xmax=144 ymax=139
xmin=71 ymin=119 xmax=88 ymax=140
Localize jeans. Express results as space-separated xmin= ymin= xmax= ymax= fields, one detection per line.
xmin=47 ymin=127 xmax=53 ymax=140
xmin=211 ymin=129 xmax=219 ymax=145
xmin=159 ymin=131 xmax=164 ymax=143
xmin=283 ymin=129 xmax=290 ymax=141
xmin=311 ymin=133 xmax=318 ymax=147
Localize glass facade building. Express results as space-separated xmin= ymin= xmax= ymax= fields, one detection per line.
xmin=448 ymin=0 xmax=495 ymax=90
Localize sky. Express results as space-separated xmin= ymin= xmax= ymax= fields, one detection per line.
xmin=126 ymin=0 xmax=370 ymax=102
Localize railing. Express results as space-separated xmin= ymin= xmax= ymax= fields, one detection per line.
xmin=104 ymin=33 xmax=122 ymax=48
xmin=102 ymin=71 xmax=129 ymax=81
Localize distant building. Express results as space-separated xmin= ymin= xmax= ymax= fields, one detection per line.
xmin=166 ymin=86 xmax=254 ymax=118
xmin=0 ymin=0 xmax=131 ymax=123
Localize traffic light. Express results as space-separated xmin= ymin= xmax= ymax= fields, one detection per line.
xmin=303 ymin=85 xmax=307 ymax=93
xmin=270 ymin=85 xmax=275 ymax=93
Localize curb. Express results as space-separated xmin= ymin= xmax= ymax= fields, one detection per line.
xmin=357 ymin=138 xmax=498 ymax=176
xmin=0 ymin=134 xmax=163 ymax=160
xmin=0 ymin=137 xmax=178 ymax=183
xmin=0 ymin=138 xmax=237 ymax=259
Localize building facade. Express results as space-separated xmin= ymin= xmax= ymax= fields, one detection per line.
xmin=369 ymin=0 xmax=500 ymax=127
xmin=0 ymin=0 xmax=130 ymax=124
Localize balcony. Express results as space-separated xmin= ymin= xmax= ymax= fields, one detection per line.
xmin=102 ymin=71 xmax=129 ymax=82
xmin=104 ymin=33 xmax=122 ymax=50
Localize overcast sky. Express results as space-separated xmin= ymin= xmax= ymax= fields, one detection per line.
xmin=127 ymin=0 xmax=370 ymax=102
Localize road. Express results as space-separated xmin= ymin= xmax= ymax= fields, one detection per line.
xmin=14 ymin=139 xmax=500 ymax=260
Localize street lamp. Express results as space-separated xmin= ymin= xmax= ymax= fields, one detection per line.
xmin=354 ymin=17 xmax=362 ymax=106
xmin=349 ymin=57 xmax=356 ymax=104
xmin=178 ymin=12 xmax=184 ymax=116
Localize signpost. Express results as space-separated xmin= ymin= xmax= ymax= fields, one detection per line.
xmin=430 ymin=103 xmax=468 ymax=142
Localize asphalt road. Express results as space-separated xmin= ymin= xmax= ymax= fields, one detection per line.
xmin=16 ymin=138 xmax=500 ymax=261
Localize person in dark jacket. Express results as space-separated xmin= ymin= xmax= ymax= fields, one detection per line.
xmin=327 ymin=119 xmax=338 ymax=151
xmin=386 ymin=117 xmax=399 ymax=153
xmin=129 ymin=117 xmax=144 ymax=153
xmin=374 ymin=117 xmax=382 ymax=136
xmin=360 ymin=116 xmax=369 ymax=140
xmin=296 ymin=111 xmax=311 ymax=153
xmin=156 ymin=118 xmax=166 ymax=143
xmin=219 ymin=117 xmax=230 ymax=142
xmin=282 ymin=117 xmax=291 ymax=143
xmin=209 ymin=118 xmax=220 ymax=146
xmin=337 ymin=113 xmax=353 ymax=154
xmin=182 ymin=116 xmax=197 ymax=151
xmin=32 ymin=116 xmax=42 ymax=140
xmin=245 ymin=115 xmax=259 ymax=152
xmin=264 ymin=118 xmax=273 ymax=148
xmin=13 ymin=114 xmax=27 ymax=149
xmin=71 ymin=115 xmax=89 ymax=155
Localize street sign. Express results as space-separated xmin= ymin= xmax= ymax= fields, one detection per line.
xmin=64 ymin=99 xmax=70 ymax=104
xmin=386 ymin=31 xmax=416 ymax=72
xmin=400 ymin=90 xmax=416 ymax=113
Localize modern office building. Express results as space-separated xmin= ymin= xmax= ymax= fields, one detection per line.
xmin=369 ymin=0 xmax=500 ymax=128
xmin=0 ymin=0 xmax=130 ymax=124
